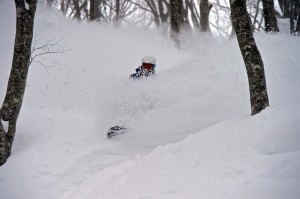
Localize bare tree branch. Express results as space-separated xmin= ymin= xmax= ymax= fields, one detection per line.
xmin=30 ymin=36 xmax=71 ymax=68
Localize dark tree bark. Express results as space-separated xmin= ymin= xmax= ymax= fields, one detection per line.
xmin=170 ymin=0 xmax=183 ymax=47
xmin=200 ymin=0 xmax=212 ymax=32
xmin=185 ymin=0 xmax=200 ymax=30
xmin=143 ymin=0 xmax=169 ymax=27
xmin=148 ymin=0 xmax=161 ymax=27
xmin=69 ymin=0 xmax=88 ymax=20
xmin=290 ymin=0 xmax=300 ymax=34
xmin=182 ymin=0 xmax=191 ymax=30
xmin=278 ymin=0 xmax=292 ymax=18
xmin=262 ymin=0 xmax=280 ymax=32
xmin=0 ymin=0 xmax=38 ymax=166
xmin=90 ymin=0 xmax=95 ymax=20
xmin=230 ymin=0 xmax=269 ymax=116
xmin=115 ymin=0 xmax=120 ymax=23
xmin=90 ymin=0 xmax=101 ymax=21
xmin=158 ymin=0 xmax=169 ymax=24
xmin=72 ymin=0 xmax=81 ymax=19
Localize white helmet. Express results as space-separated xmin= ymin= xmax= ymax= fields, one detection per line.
xmin=142 ymin=55 xmax=156 ymax=65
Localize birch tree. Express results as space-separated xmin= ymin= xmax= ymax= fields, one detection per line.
xmin=0 ymin=0 xmax=38 ymax=166
xmin=230 ymin=0 xmax=269 ymax=115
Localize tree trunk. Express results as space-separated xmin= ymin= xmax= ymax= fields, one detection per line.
xmin=230 ymin=0 xmax=269 ymax=116
xmin=170 ymin=0 xmax=183 ymax=48
xmin=278 ymin=0 xmax=291 ymax=18
xmin=90 ymin=0 xmax=101 ymax=21
xmin=146 ymin=0 xmax=161 ymax=27
xmin=0 ymin=0 xmax=38 ymax=166
xmin=158 ymin=0 xmax=169 ymax=24
xmin=200 ymin=0 xmax=212 ymax=32
xmin=290 ymin=0 xmax=300 ymax=34
xmin=115 ymin=0 xmax=120 ymax=24
xmin=90 ymin=0 xmax=95 ymax=20
xmin=72 ymin=0 xmax=81 ymax=19
xmin=262 ymin=0 xmax=280 ymax=32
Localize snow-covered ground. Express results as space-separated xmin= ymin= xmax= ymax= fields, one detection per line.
xmin=1 ymin=1 xmax=300 ymax=199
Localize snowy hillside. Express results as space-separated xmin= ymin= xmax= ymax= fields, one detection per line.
xmin=0 ymin=1 xmax=300 ymax=199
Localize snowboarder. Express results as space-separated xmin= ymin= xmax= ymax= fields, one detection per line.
xmin=130 ymin=55 xmax=156 ymax=79
xmin=107 ymin=56 xmax=157 ymax=139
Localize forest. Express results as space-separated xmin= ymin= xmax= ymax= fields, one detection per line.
xmin=44 ymin=0 xmax=299 ymax=35
xmin=0 ymin=1 xmax=300 ymax=199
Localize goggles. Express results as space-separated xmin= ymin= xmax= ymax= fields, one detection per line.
xmin=142 ymin=63 xmax=153 ymax=72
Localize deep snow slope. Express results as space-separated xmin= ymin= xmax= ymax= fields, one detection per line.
xmin=0 ymin=1 xmax=300 ymax=199
xmin=64 ymin=102 xmax=300 ymax=199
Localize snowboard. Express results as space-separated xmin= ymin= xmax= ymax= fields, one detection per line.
xmin=107 ymin=126 xmax=128 ymax=138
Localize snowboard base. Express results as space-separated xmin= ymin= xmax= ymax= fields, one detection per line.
xmin=107 ymin=126 xmax=128 ymax=138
